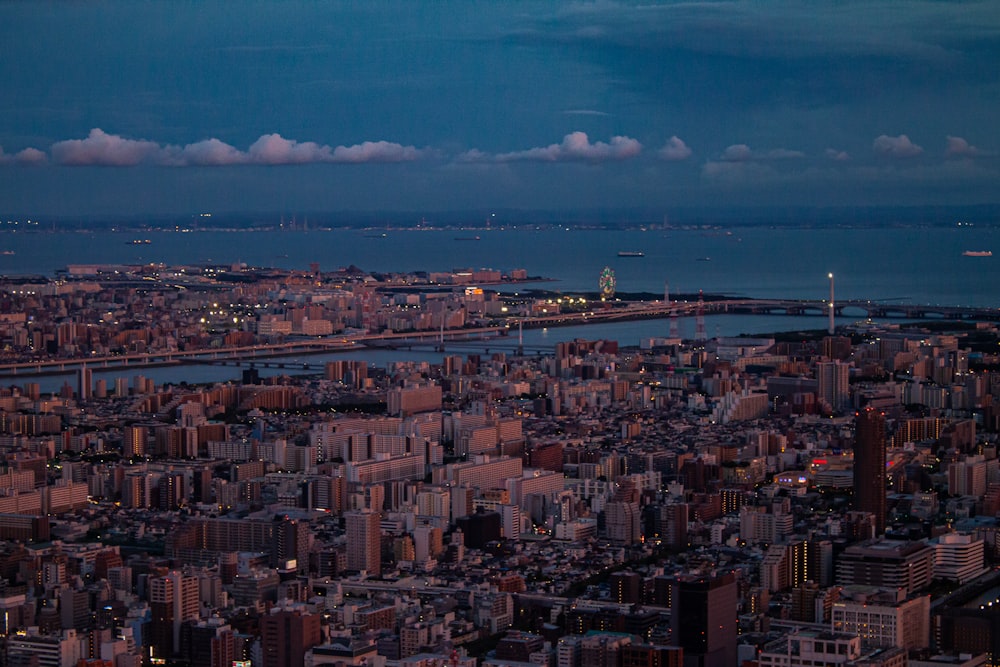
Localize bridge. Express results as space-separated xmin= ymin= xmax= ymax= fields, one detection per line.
xmin=0 ymin=298 xmax=995 ymax=377
xmin=717 ymin=298 xmax=999 ymax=320
xmin=0 ymin=326 xmax=507 ymax=376
xmin=514 ymin=298 xmax=999 ymax=328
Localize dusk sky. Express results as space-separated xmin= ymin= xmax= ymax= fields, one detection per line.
xmin=2 ymin=1 xmax=999 ymax=218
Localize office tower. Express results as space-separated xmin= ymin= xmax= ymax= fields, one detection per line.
xmin=77 ymin=365 xmax=92 ymax=400
xmin=260 ymin=608 xmax=322 ymax=667
xmin=345 ymin=509 xmax=381 ymax=575
xmin=271 ymin=517 xmax=310 ymax=571
xmin=149 ymin=571 xmax=200 ymax=661
xmin=816 ymin=361 xmax=850 ymax=412
xmin=669 ymin=571 xmax=738 ymax=667
xmin=854 ymin=408 xmax=887 ymax=534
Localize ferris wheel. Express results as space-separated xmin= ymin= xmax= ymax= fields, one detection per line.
xmin=599 ymin=266 xmax=616 ymax=299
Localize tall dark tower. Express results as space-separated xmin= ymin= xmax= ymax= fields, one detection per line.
xmin=669 ymin=571 xmax=738 ymax=667
xmin=853 ymin=408 xmax=887 ymax=534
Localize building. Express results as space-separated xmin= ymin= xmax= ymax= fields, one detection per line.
xmin=345 ymin=509 xmax=381 ymax=575
xmin=854 ymin=408 xmax=888 ymax=534
xmin=387 ymin=383 xmax=442 ymax=416
xmin=835 ymin=539 xmax=934 ymax=596
xmin=758 ymin=631 xmax=862 ymax=667
xmin=6 ymin=628 xmax=82 ymax=667
xmin=260 ymin=607 xmax=322 ymax=667
xmin=933 ymin=533 xmax=987 ymax=584
xmin=816 ymin=361 xmax=849 ymax=412
xmin=669 ymin=571 xmax=738 ymax=667
xmin=830 ymin=588 xmax=930 ymax=649
xmin=148 ymin=571 xmax=201 ymax=660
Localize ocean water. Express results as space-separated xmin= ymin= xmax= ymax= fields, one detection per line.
xmin=0 ymin=226 xmax=998 ymax=306
xmin=0 ymin=226 xmax=996 ymax=391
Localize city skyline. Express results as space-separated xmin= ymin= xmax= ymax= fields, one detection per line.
xmin=2 ymin=1 xmax=1000 ymax=217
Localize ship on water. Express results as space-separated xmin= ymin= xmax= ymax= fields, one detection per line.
xmin=962 ymin=250 xmax=992 ymax=257
xmin=617 ymin=251 xmax=644 ymax=257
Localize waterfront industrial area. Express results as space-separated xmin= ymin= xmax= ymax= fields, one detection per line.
xmin=0 ymin=259 xmax=998 ymax=666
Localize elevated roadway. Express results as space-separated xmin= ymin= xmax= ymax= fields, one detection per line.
xmin=0 ymin=298 xmax=995 ymax=376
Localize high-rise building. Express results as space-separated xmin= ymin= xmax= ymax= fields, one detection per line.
xmin=260 ymin=608 xmax=322 ymax=667
xmin=669 ymin=571 xmax=738 ymax=667
xmin=345 ymin=509 xmax=381 ymax=575
xmin=122 ymin=426 xmax=147 ymax=459
xmin=77 ymin=365 xmax=92 ymax=401
xmin=271 ymin=517 xmax=310 ymax=571
xmin=817 ymin=361 xmax=850 ymax=412
xmin=854 ymin=408 xmax=887 ymax=534
xmin=148 ymin=571 xmax=200 ymax=661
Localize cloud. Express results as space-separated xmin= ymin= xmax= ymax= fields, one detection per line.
xmin=247 ymin=134 xmax=333 ymax=165
xmin=658 ymin=136 xmax=692 ymax=161
xmin=562 ymin=109 xmax=611 ymax=117
xmin=14 ymin=147 xmax=48 ymax=165
xmin=945 ymin=135 xmax=981 ymax=158
xmin=51 ymin=128 xmax=164 ymax=166
xmin=873 ymin=134 xmax=923 ymax=158
xmin=719 ymin=144 xmax=803 ymax=161
xmin=455 ymin=149 xmax=491 ymax=163
xmin=496 ymin=131 xmax=642 ymax=162
xmin=330 ymin=140 xmax=423 ymax=163
xmin=720 ymin=144 xmax=754 ymax=162
xmin=46 ymin=129 xmax=425 ymax=167
xmin=825 ymin=148 xmax=850 ymax=161
xmin=766 ymin=148 xmax=805 ymax=160
xmin=176 ymin=138 xmax=247 ymax=166
xmin=1 ymin=146 xmax=47 ymax=166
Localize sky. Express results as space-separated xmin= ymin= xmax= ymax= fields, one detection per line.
xmin=1 ymin=1 xmax=999 ymax=219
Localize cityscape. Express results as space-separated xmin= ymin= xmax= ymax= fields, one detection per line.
xmin=0 ymin=253 xmax=996 ymax=667
xmin=2 ymin=2 xmax=1000 ymax=667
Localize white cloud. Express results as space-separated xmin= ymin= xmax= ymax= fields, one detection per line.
xmin=247 ymin=134 xmax=333 ymax=165
xmin=330 ymin=141 xmax=423 ymax=163
xmin=766 ymin=148 xmax=805 ymax=160
xmin=51 ymin=128 xmax=164 ymax=166
xmin=945 ymin=135 xmax=981 ymax=158
xmin=562 ymin=109 xmax=611 ymax=117
xmin=496 ymin=131 xmax=642 ymax=162
xmin=1 ymin=146 xmax=48 ymax=166
xmin=719 ymin=144 xmax=803 ymax=161
xmin=873 ymin=134 xmax=923 ymax=158
xmin=455 ymin=149 xmax=491 ymax=163
xmin=825 ymin=148 xmax=850 ymax=161
xmin=176 ymin=138 xmax=248 ymax=166
xmin=14 ymin=147 xmax=48 ymax=165
xmin=720 ymin=144 xmax=754 ymax=162
xmin=46 ymin=129 xmax=426 ymax=167
xmin=658 ymin=136 xmax=692 ymax=161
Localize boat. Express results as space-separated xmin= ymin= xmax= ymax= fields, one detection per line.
xmin=617 ymin=251 xmax=644 ymax=257
xmin=454 ymin=236 xmax=481 ymax=241
xmin=127 ymin=239 xmax=151 ymax=245
xmin=697 ymin=257 xmax=711 ymax=261
xmin=363 ymin=233 xmax=387 ymax=238
xmin=0 ymin=250 xmax=13 ymax=256
xmin=962 ymin=250 xmax=992 ymax=257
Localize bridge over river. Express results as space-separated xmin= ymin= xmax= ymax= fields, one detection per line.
xmin=0 ymin=298 xmax=995 ymax=376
